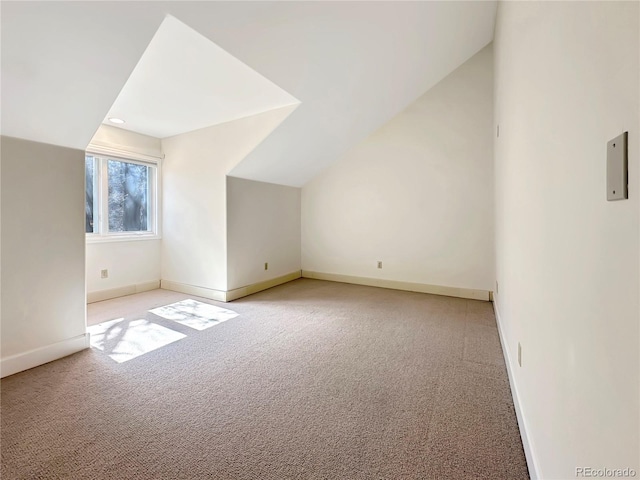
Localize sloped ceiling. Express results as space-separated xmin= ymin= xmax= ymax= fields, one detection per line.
xmin=104 ymin=15 xmax=299 ymax=139
xmin=1 ymin=1 xmax=497 ymax=187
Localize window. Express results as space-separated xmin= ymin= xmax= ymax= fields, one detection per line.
xmin=85 ymin=154 xmax=159 ymax=240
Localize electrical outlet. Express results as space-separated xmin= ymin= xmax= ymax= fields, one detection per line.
xmin=518 ymin=342 xmax=522 ymax=367
xmin=377 ymin=261 xmax=382 ymax=269
xmin=496 ymin=281 xmax=499 ymax=295
xmin=264 ymin=262 xmax=268 ymax=271
xmin=101 ymin=269 xmax=108 ymax=279
xmin=497 ymin=124 xmax=500 ymax=137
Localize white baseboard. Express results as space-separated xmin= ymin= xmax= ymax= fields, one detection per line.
xmin=160 ymin=280 xmax=227 ymax=302
xmin=302 ymin=270 xmax=490 ymax=301
xmin=493 ymin=302 xmax=541 ymax=480
xmin=225 ymin=271 xmax=302 ymax=301
xmin=87 ymin=280 xmax=160 ymax=304
xmin=1 ymin=333 xmax=90 ymax=378
xmin=162 ymin=271 xmax=302 ymax=302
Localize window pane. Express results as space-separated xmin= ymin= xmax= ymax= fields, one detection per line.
xmin=85 ymin=156 xmax=95 ymax=233
xmin=107 ymin=159 xmax=149 ymax=232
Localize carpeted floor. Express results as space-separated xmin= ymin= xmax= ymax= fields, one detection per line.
xmin=1 ymin=279 xmax=529 ymax=479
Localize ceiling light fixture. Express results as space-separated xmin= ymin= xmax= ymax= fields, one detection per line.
xmin=108 ymin=117 xmax=125 ymax=124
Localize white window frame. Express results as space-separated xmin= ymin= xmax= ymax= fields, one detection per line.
xmin=86 ymin=151 xmax=161 ymax=243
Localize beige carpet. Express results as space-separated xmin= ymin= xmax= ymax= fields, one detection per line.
xmin=1 ymin=279 xmax=529 ymax=479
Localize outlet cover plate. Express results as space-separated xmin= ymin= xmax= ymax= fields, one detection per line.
xmin=518 ymin=342 xmax=522 ymax=367
xmin=607 ymin=132 xmax=628 ymax=201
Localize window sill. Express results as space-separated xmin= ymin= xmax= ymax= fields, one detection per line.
xmin=86 ymin=234 xmax=161 ymax=244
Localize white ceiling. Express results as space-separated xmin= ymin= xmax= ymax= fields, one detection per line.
xmin=105 ymin=15 xmax=299 ymax=139
xmin=1 ymin=1 xmax=497 ymax=187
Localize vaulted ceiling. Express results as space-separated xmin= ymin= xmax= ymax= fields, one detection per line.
xmin=104 ymin=15 xmax=300 ymax=139
xmin=1 ymin=1 xmax=497 ymax=187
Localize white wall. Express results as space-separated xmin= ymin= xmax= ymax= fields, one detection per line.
xmin=1 ymin=137 xmax=86 ymax=359
xmin=88 ymin=124 xmax=163 ymax=160
xmin=226 ymin=177 xmax=301 ymax=290
xmin=86 ymin=240 xmax=161 ymax=295
xmin=302 ymin=45 xmax=494 ymax=292
xmin=494 ymin=2 xmax=639 ymax=478
xmin=85 ymin=125 xmax=163 ymax=297
xmin=161 ymin=105 xmax=297 ymax=293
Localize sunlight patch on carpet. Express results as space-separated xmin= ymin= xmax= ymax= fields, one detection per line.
xmin=149 ymin=299 xmax=239 ymax=331
xmin=88 ymin=318 xmax=186 ymax=363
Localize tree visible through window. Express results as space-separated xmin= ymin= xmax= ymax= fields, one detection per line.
xmin=85 ymin=154 xmax=157 ymax=236
xmin=107 ymin=159 xmax=149 ymax=232
xmin=85 ymin=157 xmax=95 ymax=233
